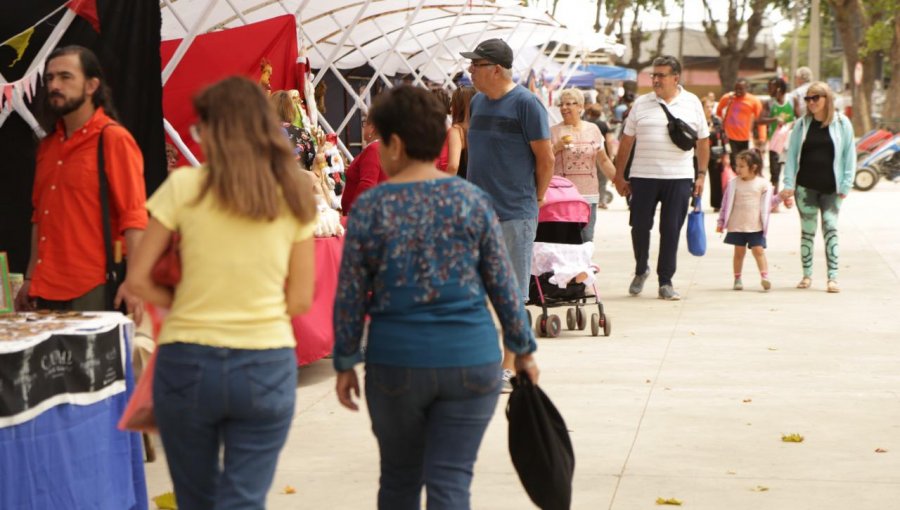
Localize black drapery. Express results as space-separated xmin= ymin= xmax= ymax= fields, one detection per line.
xmin=0 ymin=0 xmax=164 ymax=274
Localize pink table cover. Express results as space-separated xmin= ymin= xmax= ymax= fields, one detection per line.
xmin=292 ymin=235 xmax=344 ymax=366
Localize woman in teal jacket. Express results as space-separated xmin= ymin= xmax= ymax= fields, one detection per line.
xmin=780 ymin=81 xmax=856 ymax=293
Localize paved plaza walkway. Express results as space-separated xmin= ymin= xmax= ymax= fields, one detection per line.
xmin=145 ymin=182 xmax=900 ymax=509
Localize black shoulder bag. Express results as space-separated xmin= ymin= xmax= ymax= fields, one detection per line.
xmin=658 ymin=101 xmax=698 ymax=151
xmin=97 ymin=124 xmax=127 ymax=311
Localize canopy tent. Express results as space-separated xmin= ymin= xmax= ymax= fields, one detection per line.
xmin=457 ymin=44 xmax=598 ymax=88
xmin=158 ymin=0 xmax=622 ymax=162
xmin=580 ymin=64 xmax=637 ymax=82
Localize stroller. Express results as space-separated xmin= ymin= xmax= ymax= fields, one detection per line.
xmin=528 ymin=176 xmax=610 ymax=338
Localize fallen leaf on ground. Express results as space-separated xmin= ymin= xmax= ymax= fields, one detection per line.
xmin=664 ymin=387 xmax=672 ymax=390
xmin=726 ymin=470 xmax=737 ymax=475
xmin=767 ymin=347 xmax=778 ymax=351
xmin=282 ymin=485 xmax=297 ymax=494
xmin=689 ymin=331 xmax=696 ymax=336
xmin=742 ymin=399 xmax=752 ymax=403
xmin=152 ymin=492 xmax=177 ymax=510
xmin=656 ymin=497 xmax=683 ymax=505
xmin=752 ymin=485 xmax=770 ymax=492
xmin=646 ymin=379 xmax=652 ymax=383
xmin=875 ymin=448 xmax=888 ymax=453
xmin=781 ymin=433 xmax=804 ymax=443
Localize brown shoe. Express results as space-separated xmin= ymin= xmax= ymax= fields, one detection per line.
xmin=826 ymin=280 xmax=840 ymax=293
xmin=797 ymin=277 xmax=812 ymax=289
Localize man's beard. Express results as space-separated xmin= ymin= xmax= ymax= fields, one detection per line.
xmin=47 ymin=92 xmax=88 ymax=116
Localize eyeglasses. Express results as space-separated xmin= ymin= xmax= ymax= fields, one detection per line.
xmin=189 ymin=124 xmax=201 ymax=143
xmin=649 ymin=72 xmax=674 ymax=79
xmin=803 ymin=94 xmax=823 ymax=103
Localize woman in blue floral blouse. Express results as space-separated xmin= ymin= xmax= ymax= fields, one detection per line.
xmin=333 ymin=86 xmax=539 ymax=510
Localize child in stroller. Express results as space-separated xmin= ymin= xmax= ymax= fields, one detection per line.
xmin=529 ymin=176 xmax=611 ymax=337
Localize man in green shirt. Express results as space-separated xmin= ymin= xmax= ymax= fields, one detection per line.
xmin=758 ymin=78 xmax=795 ymax=197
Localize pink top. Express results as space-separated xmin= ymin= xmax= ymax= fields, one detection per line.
xmin=726 ymin=176 xmax=768 ymax=232
xmin=550 ymin=121 xmax=603 ymax=201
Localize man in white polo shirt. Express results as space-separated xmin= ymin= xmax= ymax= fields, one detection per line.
xmin=613 ymin=55 xmax=710 ymax=300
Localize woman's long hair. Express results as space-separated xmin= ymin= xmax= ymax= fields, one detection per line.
xmin=270 ymin=90 xmax=295 ymax=124
xmin=450 ymin=86 xmax=476 ymax=126
xmin=804 ymin=81 xmax=836 ymax=127
xmin=192 ymin=77 xmax=316 ymax=223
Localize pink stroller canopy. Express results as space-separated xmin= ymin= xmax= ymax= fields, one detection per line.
xmin=538 ymin=176 xmax=591 ymax=224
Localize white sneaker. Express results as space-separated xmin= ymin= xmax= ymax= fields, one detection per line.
xmin=501 ymin=369 xmax=514 ymax=393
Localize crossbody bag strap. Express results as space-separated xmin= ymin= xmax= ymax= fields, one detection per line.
xmin=658 ymin=101 xmax=677 ymax=122
xmin=723 ymin=94 xmax=735 ymax=124
xmin=97 ymin=123 xmax=117 ymax=287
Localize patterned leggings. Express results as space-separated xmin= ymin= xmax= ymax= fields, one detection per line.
xmin=796 ymin=186 xmax=843 ymax=280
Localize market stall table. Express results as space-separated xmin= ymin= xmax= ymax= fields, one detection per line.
xmin=292 ymin=234 xmax=344 ymax=365
xmin=0 ymin=312 xmax=147 ymax=510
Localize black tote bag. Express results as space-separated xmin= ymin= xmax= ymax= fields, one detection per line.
xmin=506 ymin=374 xmax=575 ymax=510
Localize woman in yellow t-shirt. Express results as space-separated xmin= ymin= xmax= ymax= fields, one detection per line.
xmin=126 ymin=76 xmax=316 ymax=510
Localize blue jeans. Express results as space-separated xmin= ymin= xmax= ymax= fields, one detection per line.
xmin=581 ymin=203 xmax=598 ymax=243
xmin=500 ymin=217 xmax=537 ymax=303
xmin=153 ymin=343 xmax=296 ymax=510
xmin=365 ymin=362 xmax=501 ymax=510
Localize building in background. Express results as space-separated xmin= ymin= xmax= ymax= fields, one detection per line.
xmin=622 ymin=27 xmax=778 ymax=97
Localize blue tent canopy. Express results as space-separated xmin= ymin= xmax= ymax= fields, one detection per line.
xmin=580 ymin=64 xmax=637 ymax=81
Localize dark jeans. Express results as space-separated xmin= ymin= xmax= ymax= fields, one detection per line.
xmin=728 ymin=140 xmax=749 ymax=172
xmin=35 ymin=284 xmax=105 ymax=311
xmin=365 ymin=362 xmax=501 ymax=510
xmin=153 ymin=343 xmax=296 ymax=510
xmin=769 ymin=150 xmax=782 ymax=191
xmin=629 ymin=178 xmax=693 ymax=286
xmin=708 ymin=157 xmax=725 ymax=209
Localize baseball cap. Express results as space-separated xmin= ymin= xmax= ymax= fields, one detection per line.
xmin=460 ymin=39 xmax=513 ymax=69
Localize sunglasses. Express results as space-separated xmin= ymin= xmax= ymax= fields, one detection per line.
xmin=803 ymin=94 xmax=823 ymax=103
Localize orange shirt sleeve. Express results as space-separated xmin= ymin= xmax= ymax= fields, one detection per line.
xmin=103 ymin=125 xmax=148 ymax=233
xmin=716 ymin=95 xmax=729 ymax=118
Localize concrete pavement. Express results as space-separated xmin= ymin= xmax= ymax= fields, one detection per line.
xmin=145 ymin=181 xmax=900 ymax=509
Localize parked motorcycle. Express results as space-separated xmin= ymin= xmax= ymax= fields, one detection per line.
xmin=854 ymin=134 xmax=900 ymax=191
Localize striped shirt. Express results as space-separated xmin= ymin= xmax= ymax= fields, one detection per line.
xmin=623 ymin=86 xmax=709 ymax=180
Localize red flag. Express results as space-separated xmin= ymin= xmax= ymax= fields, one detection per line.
xmin=68 ymin=0 xmax=100 ymax=32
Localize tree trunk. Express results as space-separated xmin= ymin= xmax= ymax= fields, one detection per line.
xmin=829 ymin=0 xmax=871 ymax=134
xmin=717 ymin=54 xmax=742 ymax=94
xmin=886 ymin=13 xmax=900 ymax=130
xmin=700 ymin=0 xmax=766 ymax=94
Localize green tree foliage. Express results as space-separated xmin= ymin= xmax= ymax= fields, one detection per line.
xmin=776 ymin=19 xmax=843 ymax=81
xmin=699 ymin=0 xmax=786 ymax=92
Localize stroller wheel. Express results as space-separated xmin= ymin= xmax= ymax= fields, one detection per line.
xmin=566 ymin=308 xmax=576 ymax=330
xmin=546 ymin=315 xmax=562 ymax=338
xmin=535 ymin=313 xmax=547 ymax=337
xmin=575 ymin=307 xmax=586 ymax=330
xmin=590 ymin=313 xmax=600 ymax=337
xmin=600 ymin=313 xmax=611 ymax=337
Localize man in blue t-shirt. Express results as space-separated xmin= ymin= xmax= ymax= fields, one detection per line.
xmin=461 ymin=39 xmax=554 ymax=389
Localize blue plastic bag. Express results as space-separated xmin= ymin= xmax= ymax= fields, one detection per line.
xmin=686 ymin=196 xmax=706 ymax=256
